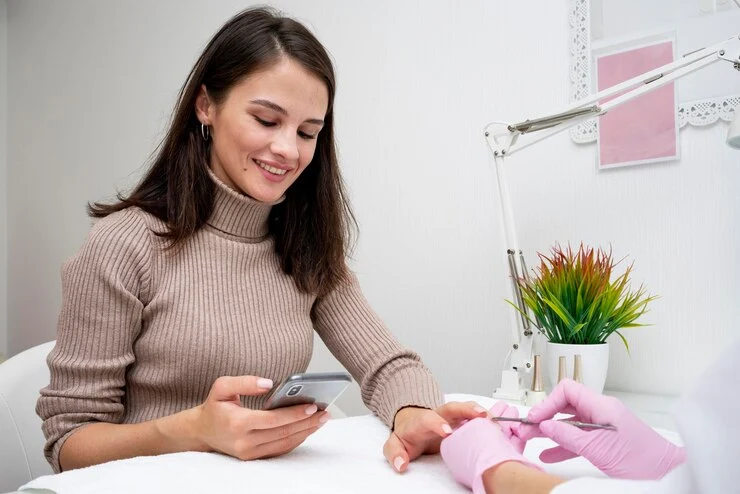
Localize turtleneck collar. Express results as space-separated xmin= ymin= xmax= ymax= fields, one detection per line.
xmin=206 ymin=168 xmax=284 ymax=241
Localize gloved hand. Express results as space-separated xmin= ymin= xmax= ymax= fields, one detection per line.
xmin=518 ymin=379 xmax=686 ymax=480
xmin=490 ymin=402 xmax=527 ymax=455
xmin=441 ymin=402 xmax=540 ymax=494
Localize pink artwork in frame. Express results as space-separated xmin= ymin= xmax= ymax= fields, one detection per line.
xmin=595 ymin=39 xmax=679 ymax=169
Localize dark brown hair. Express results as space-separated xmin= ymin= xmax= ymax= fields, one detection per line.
xmin=90 ymin=7 xmax=356 ymax=297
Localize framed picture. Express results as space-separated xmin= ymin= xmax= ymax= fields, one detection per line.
xmin=594 ymin=35 xmax=680 ymax=168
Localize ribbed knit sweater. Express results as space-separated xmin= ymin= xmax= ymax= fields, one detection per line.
xmin=36 ymin=172 xmax=443 ymax=473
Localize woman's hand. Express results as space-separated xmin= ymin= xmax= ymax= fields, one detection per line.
xmin=518 ymin=379 xmax=686 ymax=480
xmin=187 ymin=376 xmax=330 ymax=460
xmin=383 ymin=401 xmax=488 ymax=473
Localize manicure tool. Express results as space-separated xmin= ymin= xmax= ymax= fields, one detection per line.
xmin=491 ymin=416 xmax=617 ymax=431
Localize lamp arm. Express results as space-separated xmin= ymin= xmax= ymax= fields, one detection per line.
xmin=486 ymin=34 xmax=740 ymax=157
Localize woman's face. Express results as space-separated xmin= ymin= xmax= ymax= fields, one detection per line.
xmin=196 ymin=57 xmax=329 ymax=203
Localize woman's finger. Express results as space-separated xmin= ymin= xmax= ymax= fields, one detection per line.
xmin=249 ymin=411 xmax=330 ymax=444
xmin=247 ymin=403 xmax=323 ymax=430
xmin=415 ymin=408 xmax=455 ymax=438
xmin=383 ymin=432 xmax=410 ymax=473
xmin=208 ymin=375 xmax=274 ymax=402
xmin=436 ymin=401 xmax=487 ymax=427
xmin=242 ymin=424 xmax=322 ymax=460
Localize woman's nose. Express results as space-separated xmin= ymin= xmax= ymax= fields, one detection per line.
xmin=270 ymin=128 xmax=300 ymax=162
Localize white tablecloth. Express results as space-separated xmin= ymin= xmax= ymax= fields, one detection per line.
xmin=18 ymin=394 xmax=682 ymax=494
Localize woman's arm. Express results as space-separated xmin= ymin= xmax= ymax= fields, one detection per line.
xmin=482 ymin=462 xmax=564 ymax=494
xmin=312 ymin=271 xmax=443 ymax=426
xmin=59 ymin=375 xmax=329 ymax=471
xmin=312 ymin=271 xmax=462 ymax=471
xmin=59 ymin=408 xmax=204 ymax=471
xmin=37 ymin=209 xmax=153 ymax=472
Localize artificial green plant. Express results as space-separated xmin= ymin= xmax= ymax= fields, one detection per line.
xmin=509 ymin=244 xmax=657 ymax=351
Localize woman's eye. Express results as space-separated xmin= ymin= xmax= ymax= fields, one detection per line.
xmin=254 ymin=115 xmax=316 ymax=140
xmin=254 ymin=116 xmax=276 ymax=127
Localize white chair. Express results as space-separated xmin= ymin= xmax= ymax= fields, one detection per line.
xmin=0 ymin=341 xmax=55 ymax=493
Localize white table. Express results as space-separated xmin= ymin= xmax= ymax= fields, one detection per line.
xmin=16 ymin=393 xmax=681 ymax=494
xmin=603 ymin=389 xmax=679 ymax=432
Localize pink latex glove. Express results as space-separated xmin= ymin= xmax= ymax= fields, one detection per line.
xmin=441 ymin=402 xmax=540 ymax=494
xmin=518 ymin=379 xmax=686 ymax=480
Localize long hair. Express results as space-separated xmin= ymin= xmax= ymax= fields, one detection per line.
xmin=90 ymin=7 xmax=356 ymax=297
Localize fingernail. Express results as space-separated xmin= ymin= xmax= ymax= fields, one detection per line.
xmin=473 ymin=405 xmax=487 ymax=414
xmin=442 ymin=424 xmax=453 ymax=435
xmin=257 ymin=378 xmax=273 ymax=389
xmin=305 ymin=404 xmax=318 ymax=415
xmin=393 ymin=457 xmax=405 ymax=472
xmin=319 ymin=412 xmax=330 ymax=424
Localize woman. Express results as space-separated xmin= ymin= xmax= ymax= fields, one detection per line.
xmin=37 ymin=7 xmax=483 ymax=474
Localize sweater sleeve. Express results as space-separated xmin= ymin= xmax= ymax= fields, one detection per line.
xmin=312 ymin=272 xmax=443 ymax=427
xmin=36 ymin=208 xmax=152 ymax=473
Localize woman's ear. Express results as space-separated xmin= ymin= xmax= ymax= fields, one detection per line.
xmin=195 ymin=84 xmax=213 ymax=125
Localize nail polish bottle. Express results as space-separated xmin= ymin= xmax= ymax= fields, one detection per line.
xmin=557 ymin=356 xmax=567 ymax=383
xmin=573 ymin=354 xmax=583 ymax=384
xmin=525 ymin=355 xmax=547 ymax=406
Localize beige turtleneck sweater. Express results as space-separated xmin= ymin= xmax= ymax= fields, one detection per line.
xmin=36 ymin=173 xmax=443 ymax=473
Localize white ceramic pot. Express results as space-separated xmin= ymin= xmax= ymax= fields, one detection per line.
xmin=544 ymin=342 xmax=609 ymax=393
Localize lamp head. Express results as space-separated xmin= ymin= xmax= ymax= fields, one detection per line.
xmin=728 ymin=106 xmax=740 ymax=149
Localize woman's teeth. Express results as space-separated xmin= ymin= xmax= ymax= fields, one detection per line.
xmin=255 ymin=160 xmax=287 ymax=176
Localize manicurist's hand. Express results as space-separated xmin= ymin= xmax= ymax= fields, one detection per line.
xmin=518 ymin=379 xmax=685 ymax=480
xmin=383 ymin=401 xmax=488 ymax=473
xmin=177 ymin=376 xmax=330 ymax=460
xmin=487 ymin=401 xmax=527 ymax=454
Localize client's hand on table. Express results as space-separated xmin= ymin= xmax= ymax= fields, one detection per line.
xmin=384 ymin=401 xmax=489 ymax=473
xmin=517 ymin=379 xmax=686 ymax=480
xmin=184 ymin=376 xmax=329 ymax=460
xmin=440 ymin=402 xmax=542 ymax=494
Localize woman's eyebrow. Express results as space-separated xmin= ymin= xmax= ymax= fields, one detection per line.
xmin=250 ymin=98 xmax=324 ymax=126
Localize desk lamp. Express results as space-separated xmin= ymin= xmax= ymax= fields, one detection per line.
xmin=486 ymin=34 xmax=740 ymax=403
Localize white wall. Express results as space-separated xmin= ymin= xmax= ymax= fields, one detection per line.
xmin=0 ymin=0 xmax=7 ymax=361
xmin=5 ymin=0 xmax=739 ymax=416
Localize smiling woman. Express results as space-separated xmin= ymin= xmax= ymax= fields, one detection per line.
xmin=86 ymin=6 xmax=345 ymax=297
xmin=34 ymin=5 xmax=485 ymax=479
xmin=196 ymin=58 xmax=328 ymax=204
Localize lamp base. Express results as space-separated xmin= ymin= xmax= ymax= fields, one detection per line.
xmin=492 ymin=369 xmax=526 ymax=404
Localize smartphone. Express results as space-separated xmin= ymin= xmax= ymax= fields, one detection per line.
xmin=263 ymin=371 xmax=352 ymax=411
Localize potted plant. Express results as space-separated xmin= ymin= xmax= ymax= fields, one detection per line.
xmin=509 ymin=244 xmax=657 ymax=393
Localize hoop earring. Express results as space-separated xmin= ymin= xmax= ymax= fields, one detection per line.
xmin=200 ymin=123 xmax=210 ymax=141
